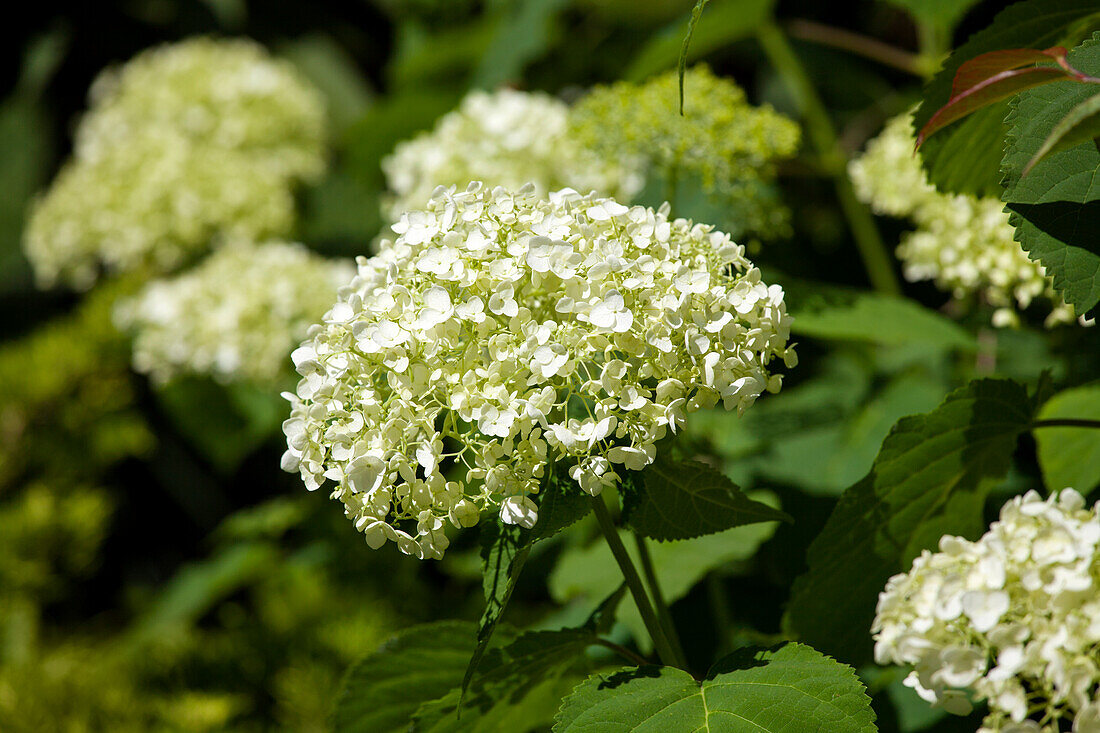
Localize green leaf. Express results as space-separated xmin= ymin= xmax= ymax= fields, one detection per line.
xmin=786 ymin=378 xmax=1034 ymax=665
xmin=154 ymin=377 xmax=286 ymax=473
xmin=345 ymin=89 xmax=462 ymax=188
xmin=415 ymin=628 xmax=595 ymax=730
xmin=622 ymin=455 xmax=791 ymax=541
xmin=472 ymin=0 xmax=570 ymax=89
xmin=1003 ymin=34 xmax=1100 ymax=315
xmin=881 ymin=0 xmax=981 ymax=29
xmin=279 ymin=34 xmax=373 ymax=133
xmin=332 ymin=621 xmax=476 ymax=733
xmin=550 ymin=493 xmax=780 ymax=649
xmin=466 ymin=520 xmax=532 ymax=694
xmin=913 ymin=0 xmax=1100 ymax=196
xmin=128 ymin=543 xmax=276 ymax=648
xmin=554 ymin=643 xmax=875 ymax=732
xmin=1025 ymin=90 xmax=1100 ymax=174
xmin=0 ymin=97 xmax=52 ymax=294
xmin=626 ymin=0 xmax=773 ymax=82
xmin=780 ymin=278 xmax=977 ymax=351
xmin=1035 ymin=382 xmax=1100 ymax=494
xmin=530 ymin=461 xmax=592 ymax=542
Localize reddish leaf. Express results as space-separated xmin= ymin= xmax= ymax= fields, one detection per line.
xmin=951 ymin=47 xmax=1066 ymax=95
xmin=916 ymin=46 xmax=1100 ymax=147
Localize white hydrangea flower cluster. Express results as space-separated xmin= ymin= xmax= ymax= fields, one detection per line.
xmin=849 ymin=114 xmax=1078 ymax=328
xmin=381 ymin=88 xmax=643 ymax=222
xmin=25 ymin=37 xmax=326 ymax=289
xmin=873 ymin=489 xmax=1100 ymax=732
xmin=281 ymin=183 xmax=794 ymax=559
xmin=116 ymin=242 xmax=354 ymax=384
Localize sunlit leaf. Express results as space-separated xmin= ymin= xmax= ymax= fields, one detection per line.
xmin=554 ymin=643 xmax=875 ymax=732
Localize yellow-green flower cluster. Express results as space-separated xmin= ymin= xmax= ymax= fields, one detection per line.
xmin=568 ymin=65 xmax=800 ymax=239
xmin=873 ymin=489 xmax=1100 ymax=733
xmin=116 ymin=242 xmax=354 ymax=385
xmin=381 ymin=88 xmax=643 ymax=222
xmin=849 ymin=113 xmax=1076 ymax=327
xmin=282 ymin=183 xmax=794 ymax=559
xmin=25 ymin=38 xmax=326 ymax=289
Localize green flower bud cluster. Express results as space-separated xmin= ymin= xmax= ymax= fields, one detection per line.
xmin=24 ymin=38 xmax=327 ymax=289
xmin=849 ymin=113 xmax=1079 ymax=327
xmin=116 ymin=241 xmax=354 ymax=385
xmin=568 ymin=65 xmax=801 ymax=239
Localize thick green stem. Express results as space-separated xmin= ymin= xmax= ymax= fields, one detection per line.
xmin=1031 ymin=419 xmax=1100 ymax=430
xmin=706 ymin=573 xmax=734 ymax=658
xmin=589 ymin=494 xmax=680 ymax=668
xmin=755 ymin=22 xmax=902 ymax=296
xmin=633 ymin=532 xmax=688 ymax=668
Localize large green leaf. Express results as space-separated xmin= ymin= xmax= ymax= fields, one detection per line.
xmin=550 ymin=493 xmax=780 ymax=649
xmin=1002 ymin=34 xmax=1100 ymax=316
xmin=1035 ymin=382 xmax=1100 ymax=495
xmin=786 ymin=379 xmax=1035 ymax=666
xmin=781 ymin=278 xmax=976 ymax=351
xmin=465 ymin=519 xmax=532 ymax=696
xmin=621 ymin=455 xmax=791 ymax=541
xmin=913 ymin=0 xmax=1100 ymax=197
xmin=332 ymin=621 xmax=476 ymax=733
xmin=554 ymin=643 xmax=875 ymax=732
xmin=414 ymin=629 xmax=595 ymax=731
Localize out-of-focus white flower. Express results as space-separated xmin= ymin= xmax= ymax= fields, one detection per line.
xmin=850 ymin=113 xmax=1081 ymax=327
xmin=281 ymin=183 xmax=794 ymax=559
xmin=381 ymin=88 xmax=642 ymax=223
xmin=873 ymin=489 xmax=1100 ymax=732
xmin=116 ymin=241 xmax=353 ymax=384
xmin=25 ymin=37 xmax=326 ymax=289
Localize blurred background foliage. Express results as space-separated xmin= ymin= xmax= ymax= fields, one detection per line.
xmin=1 ymin=0 xmax=1097 ymax=730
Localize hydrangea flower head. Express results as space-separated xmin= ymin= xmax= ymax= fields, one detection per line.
xmin=873 ymin=489 xmax=1100 ymax=732
xmin=381 ymin=88 xmax=642 ymax=222
xmin=116 ymin=241 xmax=354 ymax=384
xmin=25 ymin=37 xmax=326 ymax=289
xmin=849 ymin=113 xmax=1077 ymax=327
xmin=568 ymin=65 xmax=800 ymax=239
xmin=25 ymin=130 xmax=298 ymax=289
xmin=76 ymin=37 xmax=325 ymax=180
xmin=281 ymin=183 xmax=794 ymax=559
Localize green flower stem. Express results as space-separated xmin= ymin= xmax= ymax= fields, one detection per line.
xmin=706 ymin=573 xmax=734 ymax=658
xmin=633 ymin=532 xmax=688 ymax=668
xmin=589 ymin=494 xmax=681 ymax=668
xmin=755 ymin=22 xmax=902 ymax=296
xmin=1031 ymin=418 xmax=1100 ymax=430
